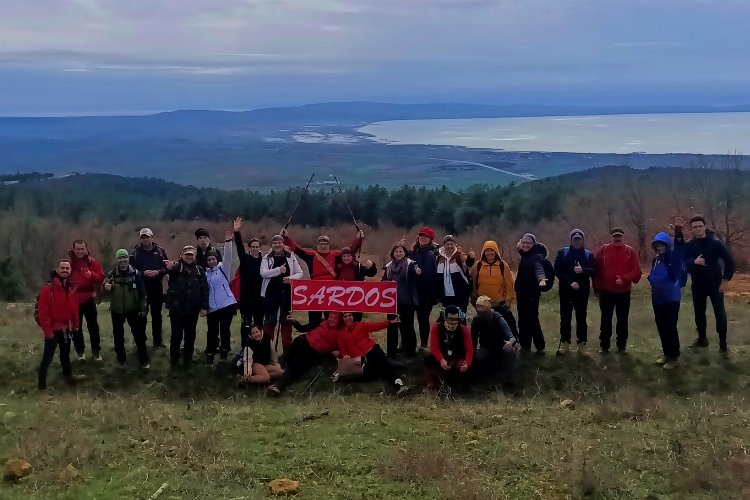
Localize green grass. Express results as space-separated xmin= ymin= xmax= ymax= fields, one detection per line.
xmin=2 ymin=288 xmax=750 ymax=499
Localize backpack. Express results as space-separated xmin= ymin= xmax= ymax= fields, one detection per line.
xmin=540 ymin=259 xmax=555 ymax=292
xmin=473 ymin=260 xmax=505 ymax=290
xmin=562 ymin=247 xmax=592 ymax=261
xmin=34 ymin=282 xmax=52 ymax=326
xmin=229 ymin=268 xmax=241 ymax=301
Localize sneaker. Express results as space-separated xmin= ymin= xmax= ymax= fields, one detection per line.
xmin=654 ymin=357 xmax=666 ymax=365
xmin=662 ymin=359 xmax=679 ymax=370
xmin=331 ymin=372 xmax=340 ymax=383
xmin=77 ymin=353 xmax=86 ymax=362
xmin=577 ymin=343 xmax=589 ymax=356
xmin=266 ymin=385 xmax=281 ymax=397
xmin=690 ymin=338 xmax=709 ymax=348
xmin=557 ymin=342 xmax=570 ymax=355
xmin=93 ymin=353 xmax=103 ymax=362
xmin=141 ymin=363 xmax=151 ymax=370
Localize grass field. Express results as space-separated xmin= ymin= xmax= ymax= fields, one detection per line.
xmin=1 ymin=286 xmax=750 ymax=499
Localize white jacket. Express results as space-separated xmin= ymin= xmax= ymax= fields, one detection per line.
xmin=206 ymin=240 xmax=237 ymax=313
xmin=260 ymin=251 xmax=304 ymax=297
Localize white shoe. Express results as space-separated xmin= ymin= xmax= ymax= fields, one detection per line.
xmin=662 ymin=359 xmax=679 ymax=370
xmin=577 ymin=343 xmax=589 ymax=356
xmin=557 ymin=342 xmax=570 ymax=355
xmin=654 ymin=357 xmax=666 ymax=365
xmin=93 ymin=353 xmax=103 ymax=362
xmin=77 ymin=353 xmax=86 ymax=362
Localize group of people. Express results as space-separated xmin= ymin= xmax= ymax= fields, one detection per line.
xmin=35 ymin=214 xmax=735 ymax=393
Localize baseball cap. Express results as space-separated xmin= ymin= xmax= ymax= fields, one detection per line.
xmin=182 ymin=245 xmax=196 ymax=255
xmin=139 ymin=228 xmax=154 ymax=237
xmin=610 ymin=227 xmax=625 ymax=237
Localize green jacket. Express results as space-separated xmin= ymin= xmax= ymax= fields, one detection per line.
xmin=107 ymin=265 xmax=147 ymax=315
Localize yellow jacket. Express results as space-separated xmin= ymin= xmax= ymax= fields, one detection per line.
xmin=471 ymin=241 xmax=515 ymax=305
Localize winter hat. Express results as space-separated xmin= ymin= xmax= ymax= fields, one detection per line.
xmin=418 ymin=227 xmax=436 ymax=240
xmin=610 ymin=227 xmax=625 ymax=237
xmin=115 ymin=249 xmax=129 ymax=259
xmin=340 ymin=246 xmax=353 ymax=257
xmin=443 ymin=234 xmax=456 ymax=244
xmin=521 ymin=233 xmax=537 ymax=244
xmin=317 ymin=235 xmax=331 ymax=244
xmin=570 ymin=229 xmax=585 ymax=241
xmin=195 ymin=228 xmax=210 ymax=239
xmin=271 ymin=234 xmax=284 ymax=243
xmin=205 ymin=249 xmax=219 ymax=258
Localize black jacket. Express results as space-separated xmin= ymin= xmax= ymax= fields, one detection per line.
xmin=554 ymin=246 xmax=596 ymax=292
xmin=515 ymin=243 xmax=549 ymax=298
xmin=683 ymin=229 xmax=735 ymax=288
xmin=471 ymin=311 xmax=514 ymax=353
xmin=234 ymin=231 xmax=263 ymax=303
xmin=166 ymin=261 xmax=209 ymax=315
xmin=130 ymin=243 xmax=168 ymax=292
xmin=409 ymin=244 xmax=439 ymax=306
xmin=196 ymin=244 xmax=222 ymax=269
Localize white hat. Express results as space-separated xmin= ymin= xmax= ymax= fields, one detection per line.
xmin=139 ymin=228 xmax=154 ymax=237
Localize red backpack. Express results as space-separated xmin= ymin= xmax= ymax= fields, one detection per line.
xmin=229 ymin=268 xmax=241 ymax=301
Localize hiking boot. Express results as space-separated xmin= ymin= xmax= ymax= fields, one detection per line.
xmin=577 ymin=343 xmax=589 ymax=356
xmin=77 ymin=353 xmax=86 ymax=362
xmin=654 ymin=357 xmax=666 ymax=365
xmin=616 ymin=348 xmax=627 ymax=355
xmin=690 ymin=338 xmax=709 ymax=348
xmin=720 ymin=345 xmax=729 ymax=358
xmin=205 ymin=353 xmax=214 ymax=365
xmin=557 ymin=342 xmax=570 ymax=356
xmin=93 ymin=352 xmax=103 ymax=362
xmin=266 ymin=385 xmax=281 ymax=397
xmin=662 ymin=359 xmax=680 ymax=370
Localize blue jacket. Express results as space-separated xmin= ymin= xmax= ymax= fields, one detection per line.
xmin=647 ymin=232 xmax=686 ymax=304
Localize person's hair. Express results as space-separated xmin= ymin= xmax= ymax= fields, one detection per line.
xmin=206 ymin=249 xmax=219 ymax=259
xmin=327 ymin=311 xmax=344 ymax=327
xmin=248 ymin=238 xmax=260 ymax=246
xmin=690 ymin=215 xmax=706 ymax=225
xmin=57 ymin=258 xmax=71 ymax=266
xmin=390 ymin=243 xmax=409 ymax=260
xmin=444 ymin=305 xmax=461 ymax=317
xmin=72 ymin=239 xmax=87 ymax=248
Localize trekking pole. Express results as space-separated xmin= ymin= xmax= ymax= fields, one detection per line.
xmin=282 ymin=173 xmax=315 ymax=230
xmin=302 ymin=366 xmax=325 ymax=396
xmin=331 ymin=174 xmax=361 ymax=232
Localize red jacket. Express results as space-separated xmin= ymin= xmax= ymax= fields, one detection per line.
xmin=337 ymin=321 xmax=388 ymax=358
xmin=38 ymin=274 xmax=80 ymax=338
xmin=68 ymin=250 xmax=105 ymax=303
xmin=306 ymin=322 xmax=341 ymax=354
xmin=285 ymin=235 xmax=363 ymax=280
xmin=593 ymin=243 xmax=642 ymax=294
xmin=429 ymin=323 xmax=474 ymax=367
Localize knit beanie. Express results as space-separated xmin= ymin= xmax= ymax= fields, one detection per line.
xmin=443 ymin=234 xmax=456 ymax=244
xmin=115 ymin=248 xmax=129 ymax=259
xmin=195 ymin=228 xmax=209 ymax=239
xmin=569 ymin=229 xmax=584 ymax=242
xmin=521 ymin=233 xmax=537 ymax=244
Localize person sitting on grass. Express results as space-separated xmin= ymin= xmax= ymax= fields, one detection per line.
xmin=234 ymin=324 xmax=284 ymax=386
xmin=333 ymin=312 xmax=410 ymax=396
xmin=266 ymin=312 xmax=344 ymax=396
xmin=648 ymin=218 xmax=688 ymax=369
xmin=424 ymin=305 xmax=474 ymax=389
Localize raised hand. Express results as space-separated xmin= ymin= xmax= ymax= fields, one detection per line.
xmin=225 ymin=230 xmax=233 ymax=242
xmin=674 ymin=215 xmax=685 ymax=228
xmin=233 ymin=217 xmax=243 ymax=232
xmin=356 ymin=230 xmax=365 ymax=239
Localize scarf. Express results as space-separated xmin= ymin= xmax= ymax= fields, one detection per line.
xmin=387 ymin=257 xmax=408 ymax=282
xmin=437 ymin=247 xmax=467 ymax=297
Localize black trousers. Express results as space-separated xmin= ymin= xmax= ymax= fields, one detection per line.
xmin=653 ymin=301 xmax=680 ymax=359
xmin=169 ymin=311 xmax=199 ymax=367
xmin=599 ymin=292 xmax=631 ymax=350
xmin=517 ymin=295 xmax=545 ymax=351
xmin=264 ymin=289 xmax=291 ymax=327
xmin=691 ymin=284 xmax=728 ymax=346
xmin=424 ymin=354 xmax=469 ymax=383
xmin=472 ymin=347 xmax=518 ymax=383
xmin=416 ymin=304 xmax=433 ymax=347
xmin=240 ymin=294 xmax=265 ymax=329
xmin=38 ymin=330 xmax=72 ymax=389
xmin=74 ymin=299 xmax=101 ymax=354
xmin=144 ymin=287 xmax=164 ymax=346
xmin=363 ymin=344 xmax=401 ymax=386
xmin=559 ymin=288 xmax=590 ymax=344
xmin=493 ymin=304 xmax=519 ymax=337
xmin=387 ymin=304 xmax=417 ymax=356
xmin=276 ymin=336 xmax=323 ymax=390
xmin=206 ymin=305 xmax=235 ymax=355
xmin=111 ymin=312 xmax=149 ymax=365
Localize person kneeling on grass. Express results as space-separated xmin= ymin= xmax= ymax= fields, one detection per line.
xmin=234 ymin=324 xmax=284 ymax=386
xmin=471 ymin=296 xmax=520 ymax=384
xmin=647 ymin=220 xmax=687 ymax=370
xmin=333 ymin=312 xmax=410 ymax=396
xmin=424 ymin=306 xmax=474 ymax=389
xmin=266 ymin=312 xmax=343 ymax=396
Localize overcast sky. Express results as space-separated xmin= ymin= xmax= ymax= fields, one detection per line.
xmin=1 ymin=0 xmax=749 ymax=115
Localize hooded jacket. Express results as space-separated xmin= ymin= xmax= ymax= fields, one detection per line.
xmin=683 ymin=228 xmax=735 ymax=288
xmin=107 ymin=265 xmax=147 ymax=315
xmin=68 ymin=249 xmax=105 ymax=304
xmin=382 ymin=258 xmax=420 ymax=306
xmin=37 ymin=272 xmax=79 ymax=337
xmin=593 ymin=242 xmax=642 ymax=294
xmin=515 ymin=243 xmax=549 ymax=298
xmin=337 ymin=320 xmax=389 ymax=358
xmin=436 ymin=246 xmax=471 ymax=303
xmin=471 ymin=241 xmax=515 ymax=305
xmin=409 ymin=242 xmax=440 ymax=306
xmin=554 ymin=236 xmax=596 ymax=293
xmin=130 ymin=243 xmax=168 ymax=292
xmin=284 ymin=234 xmax=362 ymax=281
xmin=648 ymin=232 xmax=686 ymax=304
xmin=165 ymin=261 xmax=209 ymax=315
xmin=205 ymin=240 xmax=237 ymax=313
xmin=259 ymin=251 xmax=304 ymax=297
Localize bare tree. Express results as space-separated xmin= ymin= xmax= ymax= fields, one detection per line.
xmin=621 ymin=169 xmax=649 ymax=263
xmin=716 ymin=151 xmax=747 ymax=252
